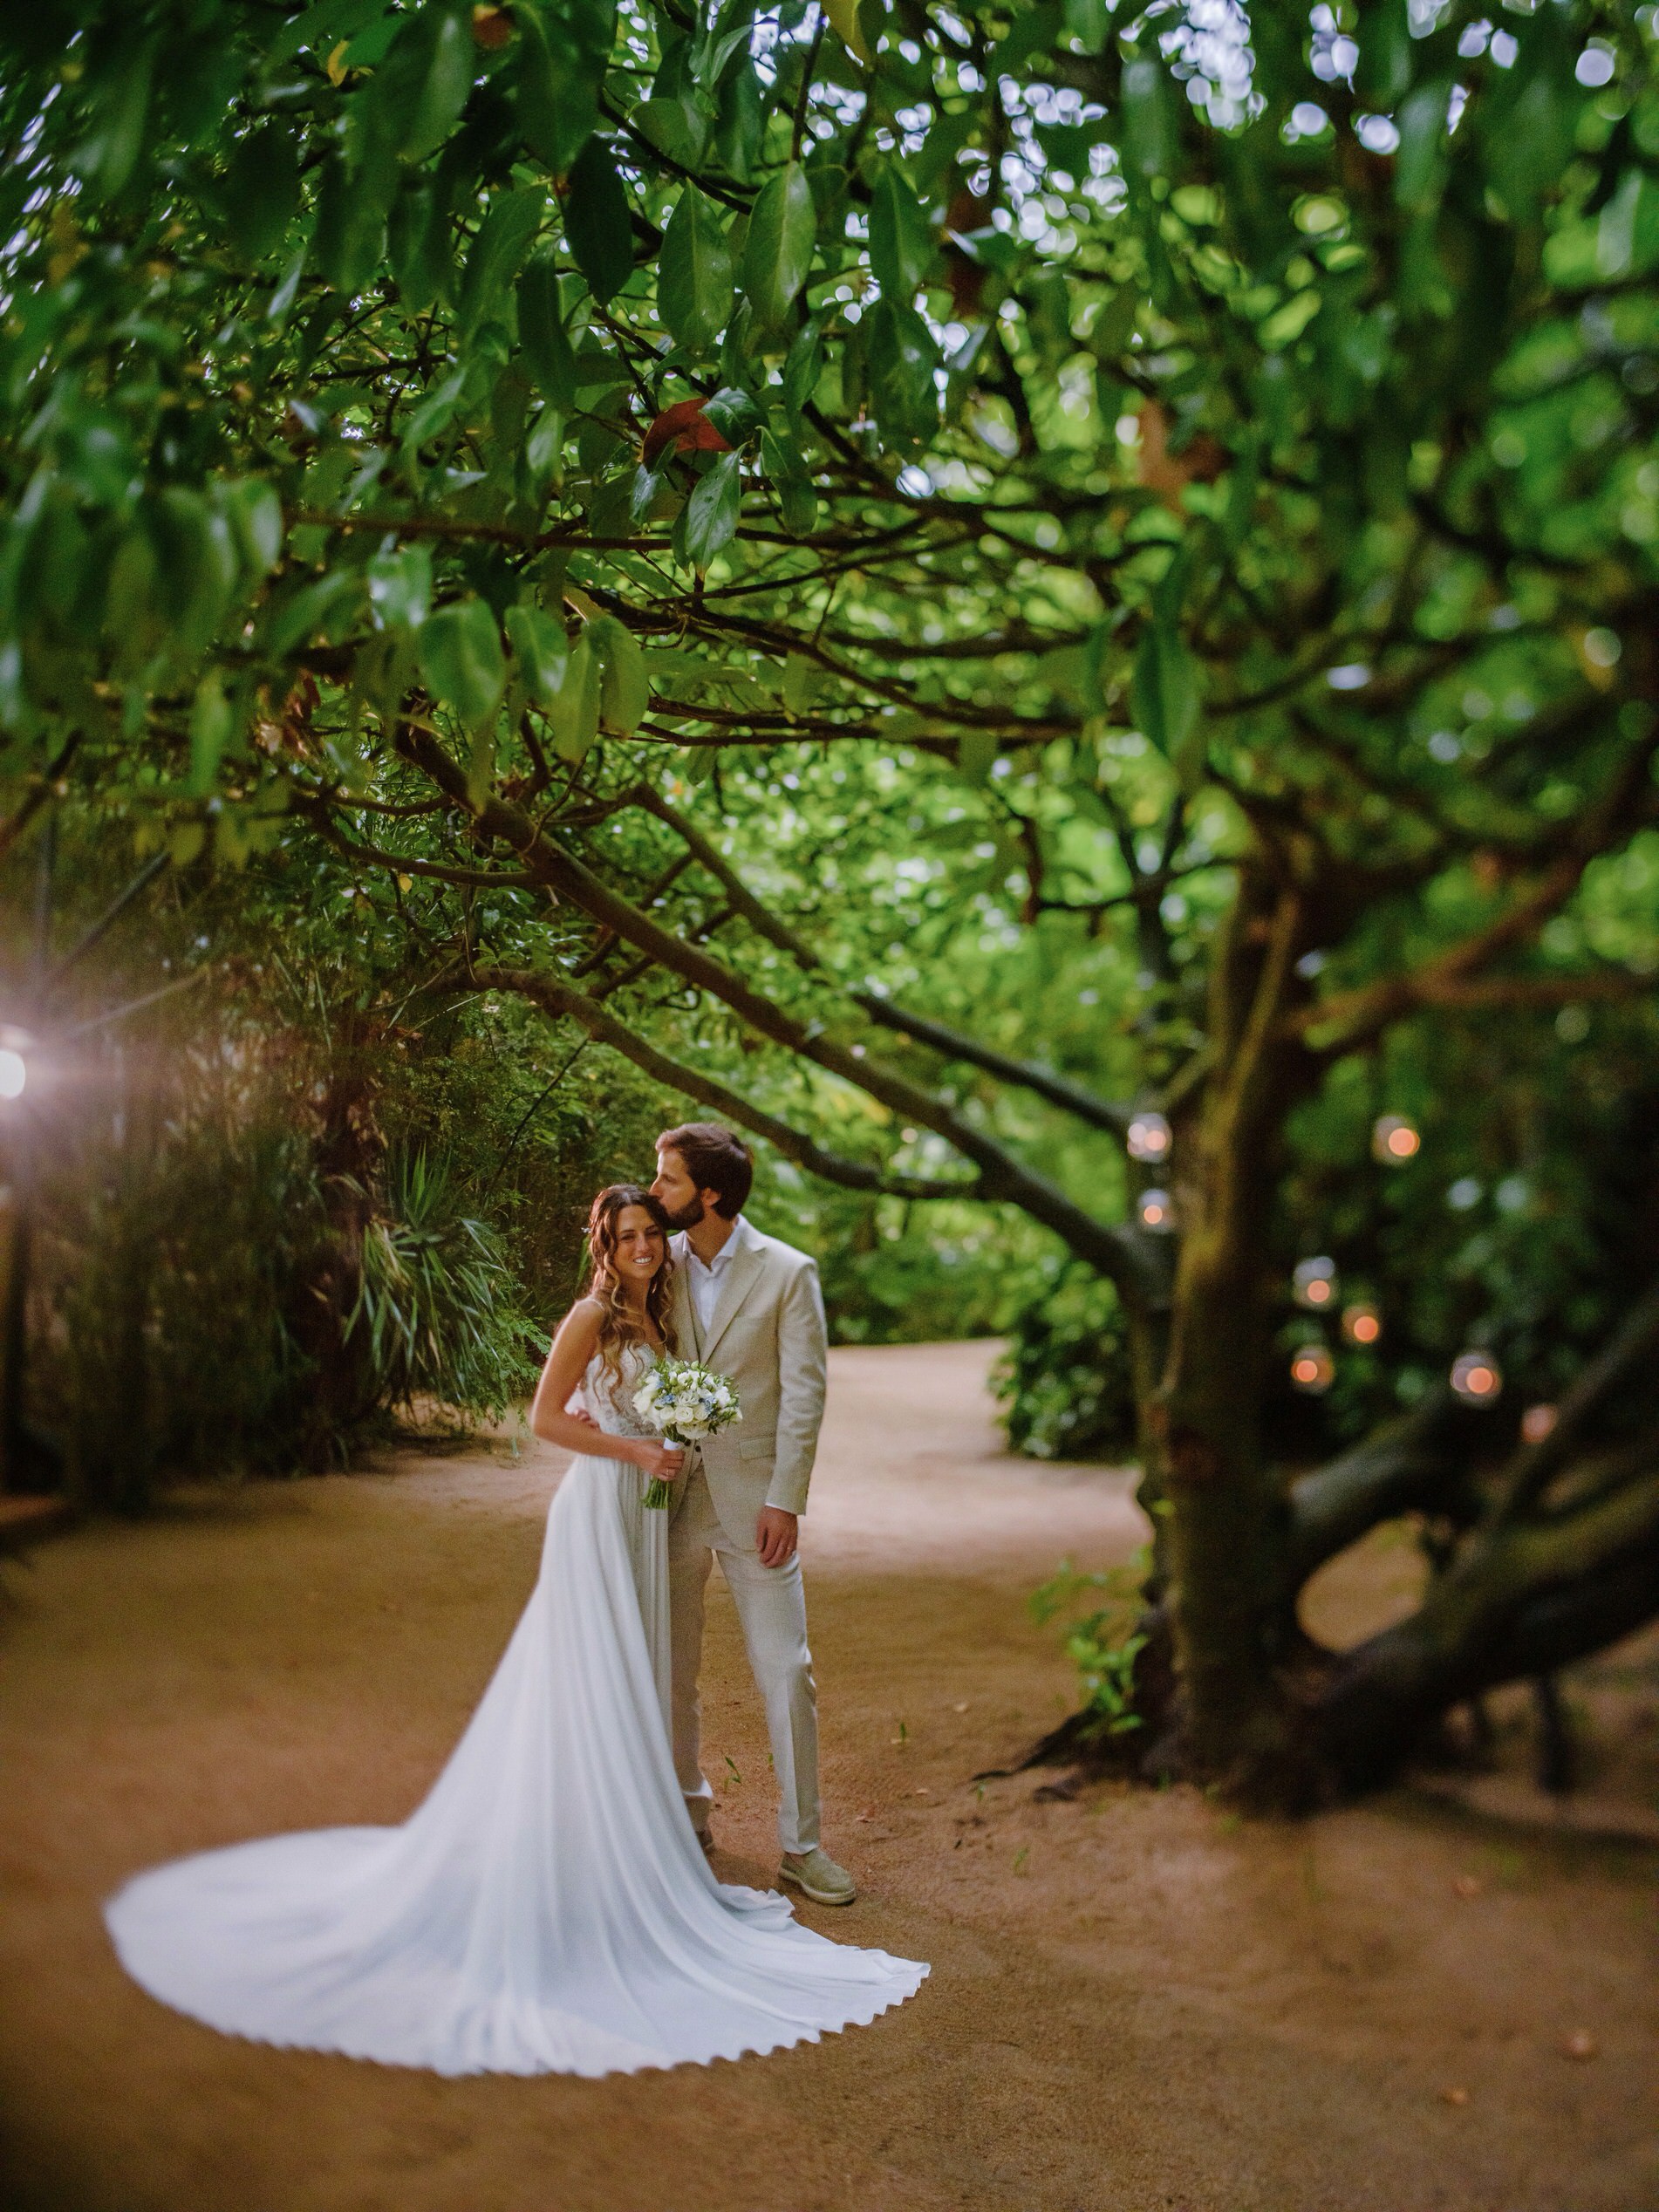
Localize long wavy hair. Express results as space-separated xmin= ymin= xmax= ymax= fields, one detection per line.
xmin=584 ymin=1184 xmax=677 ymax=1380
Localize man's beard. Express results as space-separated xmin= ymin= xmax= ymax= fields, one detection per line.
xmin=659 ymin=1192 xmax=705 ymax=1232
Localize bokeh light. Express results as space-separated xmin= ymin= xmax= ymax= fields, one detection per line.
xmin=1125 ymin=1111 xmax=1171 ymax=1164
xmin=1293 ymin=1256 xmax=1338 ymax=1308
xmin=1451 ymin=1350 xmax=1503 ymax=1403
xmin=1137 ymin=1188 xmax=1175 ymax=1232
xmin=0 ymin=1048 xmax=25 ymax=1101
xmin=1289 ymin=1345 xmax=1335 ymax=1395
xmin=1372 ymin=1114 xmax=1420 ymax=1164
xmin=1521 ymin=1403 xmax=1559 ymax=1444
xmin=1342 ymin=1302 xmax=1382 ymax=1346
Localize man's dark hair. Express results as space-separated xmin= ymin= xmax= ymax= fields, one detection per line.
xmin=658 ymin=1123 xmax=754 ymax=1219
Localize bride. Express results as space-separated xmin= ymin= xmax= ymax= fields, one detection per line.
xmin=105 ymin=1184 xmax=927 ymax=2075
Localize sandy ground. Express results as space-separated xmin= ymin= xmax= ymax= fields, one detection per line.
xmin=1 ymin=1340 xmax=1656 ymax=2212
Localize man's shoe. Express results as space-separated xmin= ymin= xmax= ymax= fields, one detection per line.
xmin=778 ymin=1847 xmax=857 ymax=1907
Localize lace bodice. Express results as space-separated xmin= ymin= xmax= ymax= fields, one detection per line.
xmin=579 ymin=1343 xmax=659 ymax=1439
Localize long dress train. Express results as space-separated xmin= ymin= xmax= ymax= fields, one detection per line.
xmin=103 ymin=1348 xmax=927 ymax=2075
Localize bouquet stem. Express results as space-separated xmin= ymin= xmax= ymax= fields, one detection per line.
xmin=642 ymin=1476 xmax=675 ymax=1510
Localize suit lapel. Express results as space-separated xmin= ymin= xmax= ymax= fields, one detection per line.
xmin=700 ymin=1237 xmax=765 ymax=1366
xmin=669 ymin=1233 xmax=702 ymax=1358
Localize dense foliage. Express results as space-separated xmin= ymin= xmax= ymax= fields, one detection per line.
xmin=2 ymin=0 xmax=1657 ymax=1795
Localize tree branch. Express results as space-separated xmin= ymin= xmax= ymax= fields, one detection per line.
xmin=393 ymin=727 xmax=1164 ymax=1300
xmin=1290 ymin=728 xmax=1659 ymax=1055
xmin=474 ymin=965 xmax=981 ymax=1201
xmin=626 ymin=783 xmax=1137 ymax=1138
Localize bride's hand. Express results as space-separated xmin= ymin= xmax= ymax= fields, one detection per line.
xmin=634 ymin=1440 xmax=686 ymax=1484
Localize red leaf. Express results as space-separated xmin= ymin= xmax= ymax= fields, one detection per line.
xmin=642 ymin=397 xmax=733 ymax=471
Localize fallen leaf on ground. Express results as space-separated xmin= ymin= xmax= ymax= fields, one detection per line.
xmin=1439 ymin=2086 xmax=1470 ymax=2106
xmin=952 ymin=1701 xmax=969 ymax=1712
xmin=1562 ymin=2030 xmax=1598 ymax=2061
xmin=1451 ymin=1874 xmax=1483 ymax=1898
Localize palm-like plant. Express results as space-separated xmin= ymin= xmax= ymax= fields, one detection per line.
xmin=350 ymin=1150 xmax=539 ymax=1426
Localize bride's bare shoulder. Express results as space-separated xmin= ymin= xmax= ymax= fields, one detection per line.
xmin=550 ymin=1298 xmax=604 ymax=1354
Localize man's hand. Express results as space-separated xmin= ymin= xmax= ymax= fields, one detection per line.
xmin=754 ymin=1506 xmax=798 ymax=1569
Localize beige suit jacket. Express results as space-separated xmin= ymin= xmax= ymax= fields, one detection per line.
xmin=667 ymin=1218 xmax=829 ymax=1533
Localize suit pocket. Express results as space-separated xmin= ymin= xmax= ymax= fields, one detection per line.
xmin=738 ymin=1435 xmax=776 ymax=1461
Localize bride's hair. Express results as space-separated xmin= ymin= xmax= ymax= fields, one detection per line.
xmin=584 ymin=1184 xmax=678 ymax=1379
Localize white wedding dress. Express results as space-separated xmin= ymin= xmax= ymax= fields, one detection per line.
xmin=104 ymin=1347 xmax=927 ymax=2074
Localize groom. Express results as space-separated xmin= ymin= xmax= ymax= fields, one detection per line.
xmin=650 ymin=1123 xmax=857 ymax=1908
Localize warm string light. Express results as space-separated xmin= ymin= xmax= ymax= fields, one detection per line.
xmin=1521 ymin=1403 xmax=1558 ymax=1443
xmin=1293 ymin=1256 xmax=1339 ymax=1309
xmin=1342 ymin=1302 xmax=1382 ymax=1347
xmin=1137 ymin=1187 xmax=1175 ymax=1232
xmin=1125 ymin=1110 xmax=1171 ymax=1164
xmin=1372 ymin=1114 xmax=1420 ymax=1164
xmin=1451 ymin=1350 xmax=1503 ymax=1403
xmin=1289 ymin=1344 xmax=1335 ymax=1395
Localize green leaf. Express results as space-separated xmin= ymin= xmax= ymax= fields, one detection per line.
xmin=266 ymin=569 xmax=362 ymax=659
xmin=402 ymin=365 xmax=469 ymax=453
xmin=222 ymin=125 xmax=301 ymax=262
xmin=514 ymin=3 xmax=598 ymax=174
xmin=504 ymin=602 xmax=569 ymax=704
xmin=1119 ymin=56 xmax=1175 ymax=181
xmin=989 ymin=0 xmax=1062 ymax=74
xmin=701 ymin=386 xmax=763 ymax=445
xmin=631 ymin=463 xmax=666 ymax=524
xmin=742 ymin=160 xmax=816 ymax=331
xmin=546 ymin=630 xmax=602 ymax=760
xmin=782 ymin=652 xmax=816 ymax=716
xmin=460 ymin=187 xmax=546 ymax=338
xmin=418 ymin=598 xmax=507 ymax=729
xmin=525 ymin=403 xmax=566 ymax=484
xmin=869 ymin=167 xmax=935 ymax=300
xmin=659 ymin=188 xmax=735 ymax=355
xmin=367 ymin=543 xmax=433 ymax=631
xmin=589 ymin=611 xmax=648 ymax=733
xmin=681 ymin=449 xmax=742 ymax=570
xmin=516 ymin=253 xmax=578 ymax=409
xmin=380 ymin=6 xmax=475 ymax=165
xmin=313 ymin=154 xmax=386 ymax=294
xmin=563 ymin=137 xmax=633 ymax=305
xmin=782 ymin=317 xmax=823 ymax=426
xmin=865 ymin=298 xmax=940 ymax=448
xmin=1130 ymin=621 xmax=1199 ymax=759
xmin=957 ymin=730 xmax=998 ymax=783
xmin=632 ymin=97 xmax=706 ymax=167
xmin=188 ymin=671 xmax=232 ymax=796
xmin=225 ymin=480 xmax=283 ymax=577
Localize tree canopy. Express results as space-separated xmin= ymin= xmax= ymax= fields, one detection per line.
xmin=3 ymin=0 xmax=1658 ymax=1799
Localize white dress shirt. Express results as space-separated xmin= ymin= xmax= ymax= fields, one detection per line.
xmin=685 ymin=1215 xmax=748 ymax=1338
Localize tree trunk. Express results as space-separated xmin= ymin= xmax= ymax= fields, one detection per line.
xmin=1150 ymin=869 xmax=1321 ymax=1796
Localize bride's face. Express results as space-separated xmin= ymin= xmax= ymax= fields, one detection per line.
xmin=610 ymin=1204 xmax=666 ymax=1291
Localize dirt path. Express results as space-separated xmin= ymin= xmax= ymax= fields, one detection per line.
xmin=1 ymin=1342 xmax=1655 ymax=2212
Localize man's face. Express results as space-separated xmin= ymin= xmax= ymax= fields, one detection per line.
xmin=652 ymin=1146 xmax=708 ymax=1231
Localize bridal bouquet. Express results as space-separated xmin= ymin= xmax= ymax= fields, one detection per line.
xmin=633 ymin=1355 xmax=743 ymax=1507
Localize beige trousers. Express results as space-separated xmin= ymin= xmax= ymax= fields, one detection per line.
xmin=667 ymin=1466 xmax=822 ymax=1855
